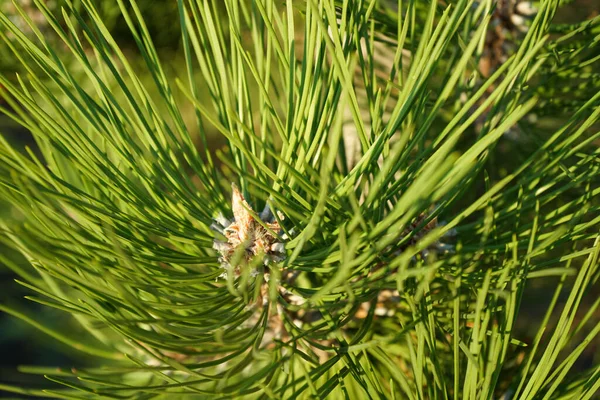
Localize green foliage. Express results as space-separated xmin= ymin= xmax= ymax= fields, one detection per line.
xmin=0 ymin=0 xmax=599 ymax=398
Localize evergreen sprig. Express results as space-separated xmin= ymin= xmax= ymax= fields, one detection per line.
xmin=0 ymin=0 xmax=599 ymax=398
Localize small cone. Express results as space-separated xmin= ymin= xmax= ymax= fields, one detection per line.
xmin=231 ymin=183 xmax=254 ymax=243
